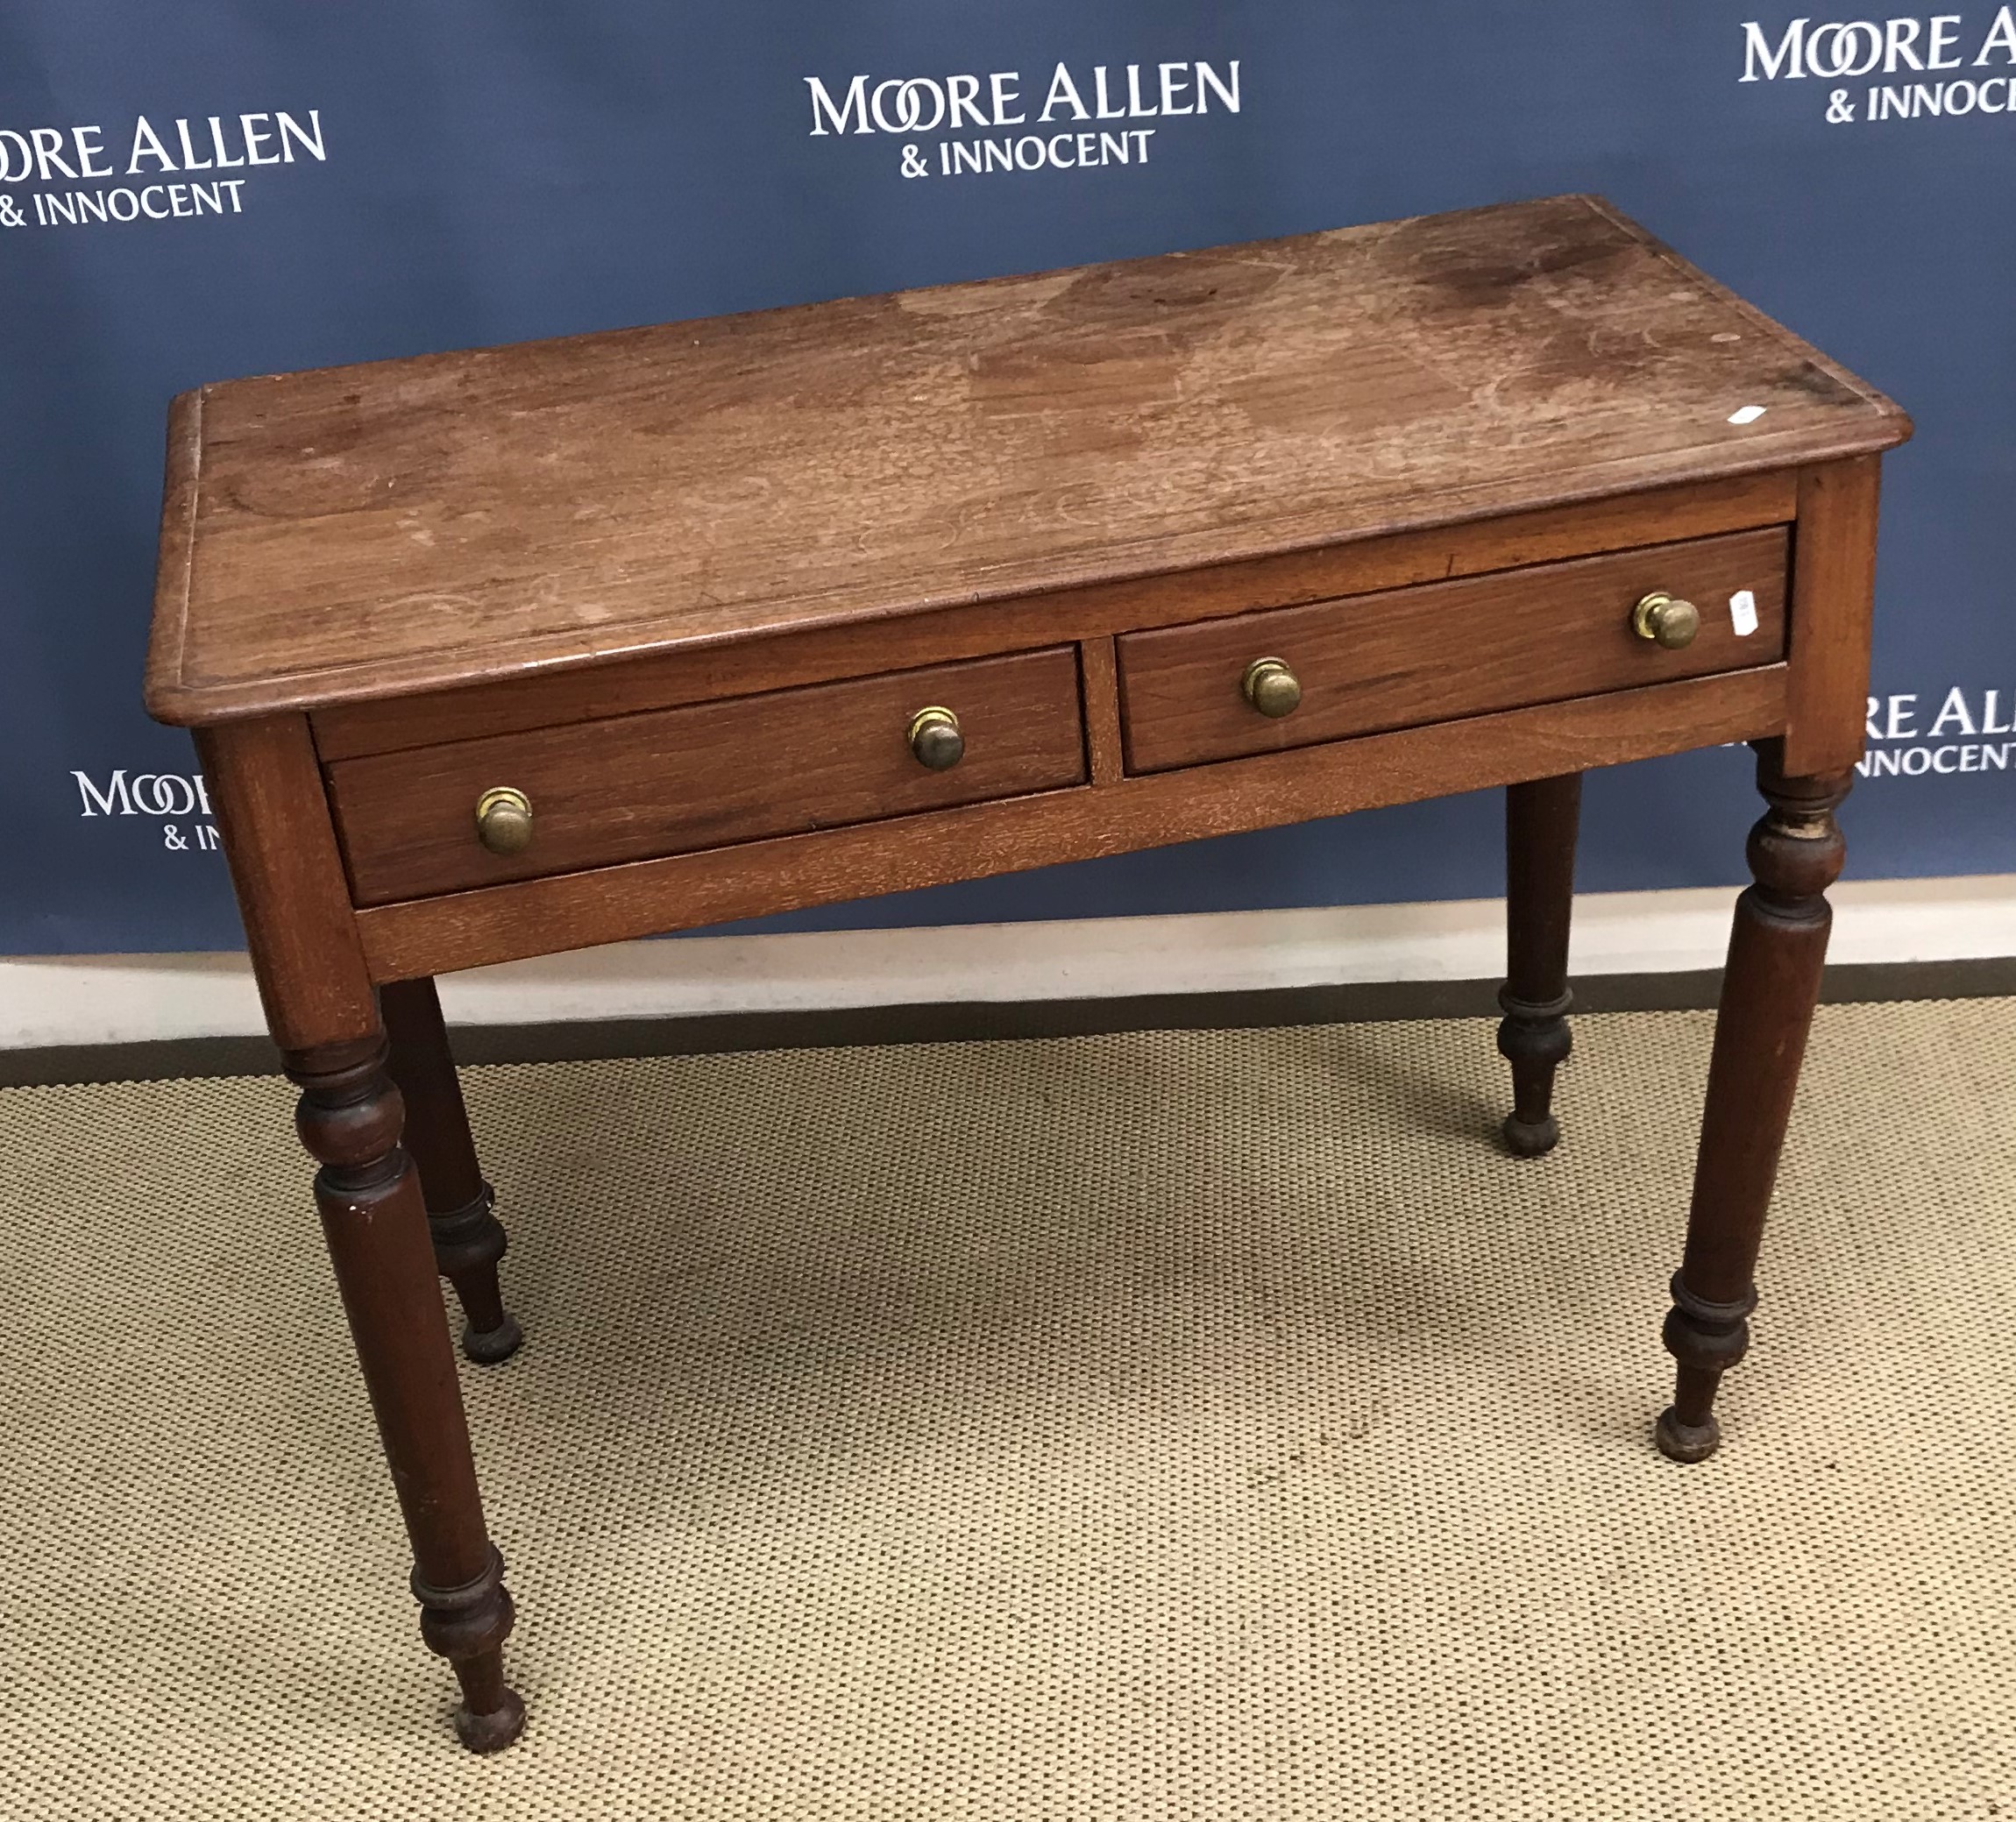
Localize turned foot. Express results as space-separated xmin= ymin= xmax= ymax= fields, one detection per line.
xmin=293 ymin=1037 xmax=526 ymax=1747
xmin=1653 ymin=1407 xmax=1721 ymax=1464
xmin=1654 ymin=1278 xmax=1757 ymax=1463
xmin=1655 ymin=745 xmax=1847 ymax=1461
xmin=1653 ymin=1410 xmax=1717 ymax=1467
xmin=381 ymin=976 xmax=524 ymax=1366
xmin=460 ymin=1313 xmax=526 ymax=1367
xmin=1498 ymin=983 xmax=1571 ymax=1158
xmin=1501 ymin=1105 xmax=1561 ymax=1159
xmin=456 ymin=1690 xmax=529 ymax=1755
xmin=415 ymin=1547 xmax=525 ymax=1754
xmin=1500 ymin=773 xmax=1580 ymax=1157
xmin=430 ymin=1188 xmax=524 ymax=1365
xmin=448 ymin=1261 xmax=521 ymax=1365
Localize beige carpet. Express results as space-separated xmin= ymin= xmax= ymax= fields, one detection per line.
xmin=3 ymin=1000 xmax=2014 ymax=1818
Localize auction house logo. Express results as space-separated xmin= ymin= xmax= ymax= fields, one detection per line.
xmin=804 ymin=59 xmax=1241 ymax=181
xmin=1740 ymin=10 xmax=2016 ymax=122
xmin=1858 ymin=686 xmax=2016 ymax=777
xmin=72 ymin=769 xmax=219 ymax=852
xmin=0 ymin=109 xmax=325 ymax=233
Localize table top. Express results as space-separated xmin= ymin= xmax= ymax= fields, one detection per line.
xmin=146 ymin=193 xmax=1909 ymax=727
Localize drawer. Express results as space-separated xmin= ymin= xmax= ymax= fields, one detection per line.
xmin=1116 ymin=528 xmax=1787 ymax=775
xmin=327 ymin=647 xmax=1087 ymax=904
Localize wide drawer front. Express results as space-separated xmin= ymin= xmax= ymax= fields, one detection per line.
xmin=327 ymin=647 xmax=1087 ymax=904
xmin=1116 ymin=528 xmax=1788 ymax=775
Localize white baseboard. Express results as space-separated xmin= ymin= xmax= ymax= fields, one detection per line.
xmin=3 ymin=875 xmax=2012 ymax=1051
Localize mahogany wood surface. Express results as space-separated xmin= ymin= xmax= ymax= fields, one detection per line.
xmin=380 ymin=975 xmax=522 ymax=1365
xmin=1117 ymin=528 xmax=1785 ymax=774
xmin=288 ymin=1032 xmax=523 ymax=1748
xmin=1498 ymin=774 xmax=1582 ymax=1158
xmin=353 ymin=665 xmax=1789 ymax=983
xmin=204 ymin=728 xmax=526 ymax=1745
xmin=148 ymin=195 xmax=1906 ymax=726
xmin=1657 ymin=745 xmax=1851 ymax=1464
xmin=142 ymin=198 xmax=1911 ymax=1750
xmin=307 ymin=471 xmax=1797 ymax=762
xmin=1784 ymin=457 xmax=1884 ymax=776
xmin=329 ymin=647 xmax=1085 ymax=904
xmin=1078 ymin=637 xmax=1126 ymax=786
xmin=191 ymin=715 xmax=380 ymax=1052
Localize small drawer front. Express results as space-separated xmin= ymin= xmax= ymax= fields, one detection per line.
xmin=1116 ymin=528 xmax=1787 ymax=775
xmin=328 ymin=647 xmax=1086 ymax=904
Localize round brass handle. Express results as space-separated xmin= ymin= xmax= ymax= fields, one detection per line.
xmin=1242 ymin=656 xmax=1303 ymax=719
xmin=1631 ymin=591 xmax=1701 ymax=650
xmin=473 ymin=786 xmax=534 ymax=855
xmin=906 ymin=705 xmax=964 ymax=771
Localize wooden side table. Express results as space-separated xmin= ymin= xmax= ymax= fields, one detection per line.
xmin=144 ymin=195 xmax=1910 ymax=1751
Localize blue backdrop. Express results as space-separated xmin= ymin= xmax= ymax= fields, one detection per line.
xmin=4 ymin=4 xmax=2007 ymax=954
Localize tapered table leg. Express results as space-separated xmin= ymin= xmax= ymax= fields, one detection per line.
xmin=197 ymin=714 xmax=525 ymax=1751
xmin=1499 ymin=772 xmax=1582 ymax=1157
xmin=290 ymin=1032 xmax=527 ymax=1749
xmin=1656 ymin=743 xmax=1850 ymax=1463
xmin=381 ymin=976 xmax=522 ymax=1365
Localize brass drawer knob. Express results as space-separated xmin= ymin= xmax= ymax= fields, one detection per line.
xmin=1631 ymin=591 xmax=1700 ymax=650
xmin=473 ymin=786 xmax=534 ymax=854
xmin=906 ymin=705 xmax=964 ymax=770
xmin=1242 ymin=656 xmax=1302 ymax=719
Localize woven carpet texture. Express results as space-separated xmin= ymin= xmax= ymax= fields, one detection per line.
xmin=2 ymin=1000 xmax=2012 ymax=1819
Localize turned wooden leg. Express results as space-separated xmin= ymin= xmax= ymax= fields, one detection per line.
xmin=197 ymin=715 xmax=528 ymax=1751
xmin=380 ymin=976 xmax=522 ymax=1365
xmin=1498 ymin=772 xmax=1581 ymax=1157
xmin=291 ymin=1034 xmax=526 ymax=1750
xmin=1656 ymin=744 xmax=1849 ymax=1464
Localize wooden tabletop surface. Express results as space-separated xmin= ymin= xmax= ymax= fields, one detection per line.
xmin=146 ymin=194 xmax=1909 ymax=725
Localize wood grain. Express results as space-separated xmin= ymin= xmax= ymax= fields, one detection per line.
xmin=1783 ymin=457 xmax=1883 ymax=776
xmin=328 ymin=648 xmax=1085 ymax=904
xmin=190 ymin=714 xmax=378 ymax=1050
xmin=1498 ymin=772 xmax=1582 ymax=1155
xmin=355 ymin=666 xmax=1788 ymax=982
xmin=160 ymin=196 xmax=1905 ymax=1714
xmin=1079 ymin=637 xmax=1125 ymax=785
xmin=1657 ymin=746 xmax=1852 ymax=1464
xmin=380 ymin=975 xmax=520 ymax=1363
xmin=287 ymin=1032 xmax=523 ymax=1746
xmin=1119 ymin=528 xmax=1785 ymax=773
xmin=306 ymin=471 xmax=1798 ymax=762
xmin=149 ymin=388 xmax=203 ymax=708
xmin=148 ymin=195 xmax=1906 ymax=726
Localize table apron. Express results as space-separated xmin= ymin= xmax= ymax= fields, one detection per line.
xmin=352 ymin=664 xmax=1788 ymax=983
